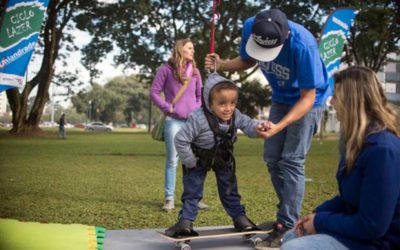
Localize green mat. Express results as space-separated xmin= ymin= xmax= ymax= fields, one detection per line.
xmin=0 ymin=219 xmax=105 ymax=250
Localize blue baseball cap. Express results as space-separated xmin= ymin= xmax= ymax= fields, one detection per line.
xmin=246 ymin=9 xmax=289 ymax=62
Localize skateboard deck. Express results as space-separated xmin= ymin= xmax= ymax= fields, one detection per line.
xmin=158 ymin=221 xmax=274 ymax=250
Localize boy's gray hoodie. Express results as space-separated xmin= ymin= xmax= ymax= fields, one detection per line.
xmin=174 ymin=73 xmax=260 ymax=168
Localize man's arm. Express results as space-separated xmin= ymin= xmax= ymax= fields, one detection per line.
xmin=257 ymin=88 xmax=315 ymax=138
xmin=205 ymin=54 xmax=256 ymax=72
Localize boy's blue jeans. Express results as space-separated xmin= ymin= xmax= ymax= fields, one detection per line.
xmin=264 ymin=103 xmax=322 ymax=227
xmin=179 ymin=162 xmax=245 ymax=221
xmin=163 ymin=116 xmax=186 ymax=201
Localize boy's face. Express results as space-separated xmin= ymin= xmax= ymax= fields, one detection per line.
xmin=210 ymin=89 xmax=238 ymax=122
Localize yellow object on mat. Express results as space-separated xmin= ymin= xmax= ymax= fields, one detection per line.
xmin=0 ymin=219 xmax=105 ymax=250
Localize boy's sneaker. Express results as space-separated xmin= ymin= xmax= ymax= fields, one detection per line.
xmin=233 ymin=215 xmax=257 ymax=232
xmin=162 ymin=200 xmax=174 ymax=212
xmin=165 ymin=219 xmax=198 ymax=237
xmin=197 ymin=200 xmax=210 ymax=210
xmin=255 ymin=221 xmax=290 ymax=249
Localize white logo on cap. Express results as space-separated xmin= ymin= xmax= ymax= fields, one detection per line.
xmin=253 ymin=35 xmax=278 ymax=46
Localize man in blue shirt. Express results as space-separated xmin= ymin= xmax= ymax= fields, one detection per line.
xmin=205 ymin=8 xmax=329 ymax=248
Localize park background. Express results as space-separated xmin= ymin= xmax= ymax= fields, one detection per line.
xmin=0 ymin=0 xmax=399 ymax=231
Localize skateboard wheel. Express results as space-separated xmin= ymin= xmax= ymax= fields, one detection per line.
xmin=252 ymin=237 xmax=262 ymax=245
xmin=181 ymin=244 xmax=191 ymax=250
xmin=176 ymin=241 xmax=191 ymax=250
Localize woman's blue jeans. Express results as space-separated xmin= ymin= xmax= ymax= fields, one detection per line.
xmin=281 ymin=230 xmax=349 ymax=250
xmin=264 ymin=103 xmax=322 ymax=227
xmin=163 ymin=116 xmax=186 ymax=201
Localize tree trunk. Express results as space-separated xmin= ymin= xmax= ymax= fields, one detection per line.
xmin=7 ymin=85 xmax=32 ymax=133
xmin=26 ymin=67 xmax=55 ymax=133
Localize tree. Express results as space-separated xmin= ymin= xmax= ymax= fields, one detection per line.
xmin=0 ymin=2 xmax=6 ymax=18
xmin=266 ymin=0 xmax=324 ymax=35
xmin=75 ymin=1 xmax=264 ymax=80
xmin=76 ymin=1 xmax=338 ymax=81
xmin=71 ymin=74 xmax=151 ymax=125
xmin=5 ymin=0 xmax=80 ymax=134
xmin=237 ymin=79 xmax=272 ymax=118
xmin=71 ymin=84 xmax=122 ymax=123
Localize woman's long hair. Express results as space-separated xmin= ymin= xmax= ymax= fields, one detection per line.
xmin=333 ymin=66 xmax=400 ymax=171
xmin=167 ymin=38 xmax=197 ymax=84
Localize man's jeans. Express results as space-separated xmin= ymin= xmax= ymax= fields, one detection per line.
xmin=59 ymin=126 xmax=66 ymax=138
xmin=264 ymin=103 xmax=322 ymax=227
xmin=163 ymin=116 xmax=186 ymax=201
xmin=281 ymin=230 xmax=349 ymax=250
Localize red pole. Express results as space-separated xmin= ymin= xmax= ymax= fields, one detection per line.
xmin=210 ymin=18 xmax=215 ymax=53
xmin=209 ymin=0 xmax=220 ymax=53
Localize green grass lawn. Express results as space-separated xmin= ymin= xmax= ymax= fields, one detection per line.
xmin=0 ymin=128 xmax=339 ymax=230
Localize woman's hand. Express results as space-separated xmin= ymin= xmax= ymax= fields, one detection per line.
xmin=294 ymin=219 xmax=306 ymax=236
xmin=295 ymin=213 xmax=316 ymax=236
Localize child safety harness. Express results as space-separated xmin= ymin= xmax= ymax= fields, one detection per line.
xmin=191 ymin=105 xmax=237 ymax=194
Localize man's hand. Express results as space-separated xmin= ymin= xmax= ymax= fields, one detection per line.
xmin=205 ymin=53 xmax=222 ymax=71
xmin=256 ymin=121 xmax=282 ymax=138
xmin=256 ymin=121 xmax=270 ymax=131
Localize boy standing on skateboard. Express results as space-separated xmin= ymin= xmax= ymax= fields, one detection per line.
xmin=165 ymin=73 xmax=265 ymax=237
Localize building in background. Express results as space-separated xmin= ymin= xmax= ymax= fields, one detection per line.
xmin=0 ymin=92 xmax=7 ymax=116
xmin=378 ymin=54 xmax=400 ymax=117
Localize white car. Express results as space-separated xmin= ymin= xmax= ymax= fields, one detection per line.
xmin=85 ymin=122 xmax=113 ymax=132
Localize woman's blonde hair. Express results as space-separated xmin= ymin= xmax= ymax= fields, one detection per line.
xmin=167 ymin=38 xmax=197 ymax=84
xmin=333 ymin=65 xmax=400 ymax=171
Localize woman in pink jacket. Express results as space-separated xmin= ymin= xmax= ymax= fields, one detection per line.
xmin=150 ymin=38 xmax=207 ymax=212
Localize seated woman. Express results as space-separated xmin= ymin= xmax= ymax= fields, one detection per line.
xmin=280 ymin=66 xmax=400 ymax=250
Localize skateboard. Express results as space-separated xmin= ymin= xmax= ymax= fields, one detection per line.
xmin=158 ymin=222 xmax=274 ymax=250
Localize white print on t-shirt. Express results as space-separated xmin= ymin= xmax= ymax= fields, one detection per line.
xmin=258 ymin=61 xmax=290 ymax=81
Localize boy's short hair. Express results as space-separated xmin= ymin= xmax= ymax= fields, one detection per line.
xmin=209 ymin=81 xmax=239 ymax=104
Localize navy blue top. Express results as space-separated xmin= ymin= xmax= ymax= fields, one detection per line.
xmin=314 ymin=130 xmax=400 ymax=249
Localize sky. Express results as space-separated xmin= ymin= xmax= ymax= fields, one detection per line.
xmin=28 ymin=28 xmax=136 ymax=108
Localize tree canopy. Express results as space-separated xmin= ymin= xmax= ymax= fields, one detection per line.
xmin=76 ymin=0 xmax=399 ymax=78
xmin=71 ymin=75 xmax=152 ymax=125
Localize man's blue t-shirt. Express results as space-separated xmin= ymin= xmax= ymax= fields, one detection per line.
xmin=240 ymin=16 xmax=329 ymax=107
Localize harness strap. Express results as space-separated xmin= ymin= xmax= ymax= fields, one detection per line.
xmin=193 ymin=106 xmax=237 ymax=194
